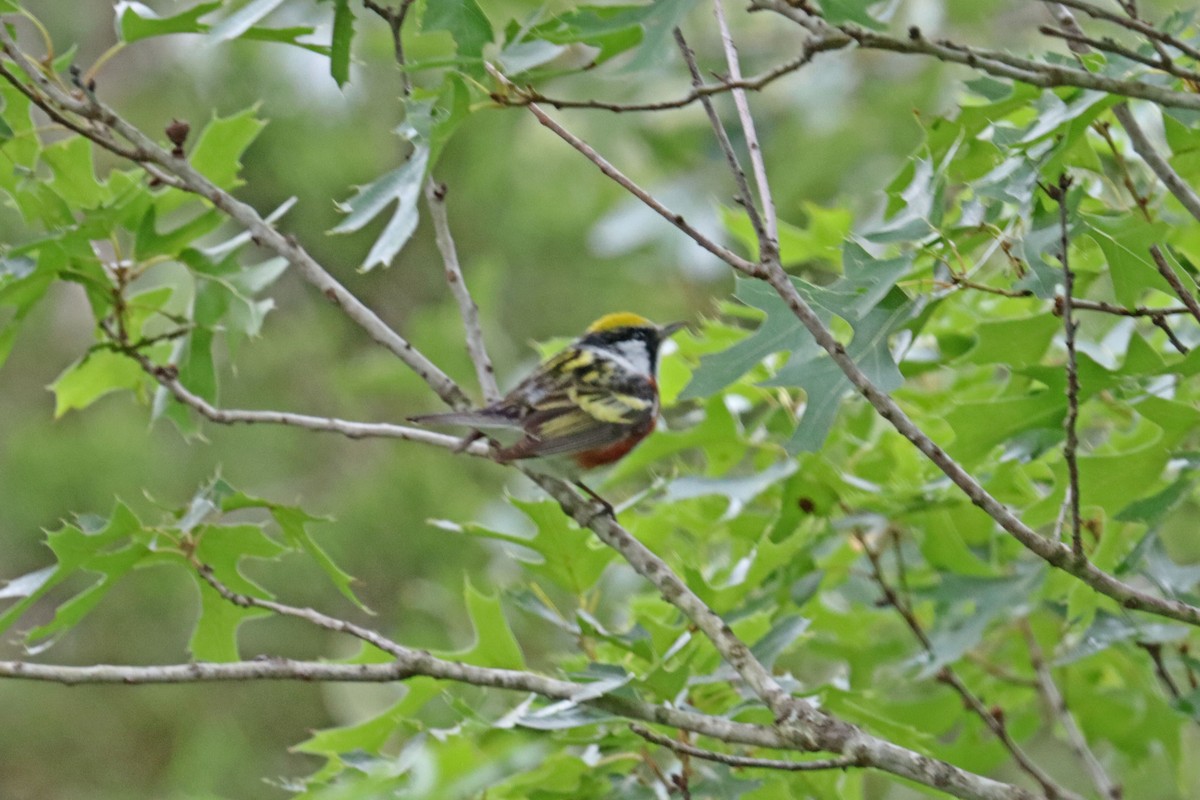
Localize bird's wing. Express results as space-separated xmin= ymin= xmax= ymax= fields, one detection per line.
xmin=498 ymin=363 xmax=657 ymax=459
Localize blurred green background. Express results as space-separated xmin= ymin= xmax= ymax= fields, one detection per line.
xmin=0 ymin=0 xmax=1107 ymax=796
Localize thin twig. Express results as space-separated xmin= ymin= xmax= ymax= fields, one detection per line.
xmin=519 ymin=46 xmax=830 ymax=113
xmin=510 ymin=97 xmax=761 ymax=277
xmin=712 ymin=0 xmax=778 ymax=244
xmin=946 ymin=276 xmax=1195 ymax=323
xmin=1090 ymin=119 xmax=1152 ymax=221
xmin=1039 ymin=26 xmax=1200 ymax=85
xmin=964 ymin=653 xmax=1039 ymax=689
xmin=1049 ymin=175 xmax=1084 ymax=558
xmin=1136 ymin=641 xmax=1182 ymax=700
xmin=630 ymin=725 xmax=865 ymax=772
xmin=1150 ymin=314 xmax=1190 ymax=355
xmin=673 ymin=28 xmax=773 ymax=260
xmin=363 ymin=0 xmax=417 ymax=96
xmin=1021 ymin=621 xmax=1123 ymax=800
xmin=1150 ymin=245 xmax=1200 ymax=326
xmin=856 ymin=533 xmax=1081 ymax=800
xmin=1036 ymin=0 xmax=1200 ymax=63
xmin=1043 ymin=3 xmax=1200 ymax=227
xmin=425 ymin=179 xmax=500 ymax=402
xmin=757 ymin=1 xmax=1200 ymax=112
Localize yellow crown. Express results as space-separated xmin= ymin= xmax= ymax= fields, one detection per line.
xmin=586 ymin=312 xmax=653 ymax=333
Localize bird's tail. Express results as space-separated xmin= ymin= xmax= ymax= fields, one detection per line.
xmin=407 ymin=410 xmax=519 ymax=430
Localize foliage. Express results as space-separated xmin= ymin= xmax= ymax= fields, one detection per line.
xmin=4 ymin=0 xmax=1200 ymax=799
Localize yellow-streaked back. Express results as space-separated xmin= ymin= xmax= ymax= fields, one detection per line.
xmin=586 ymin=312 xmax=652 ymax=333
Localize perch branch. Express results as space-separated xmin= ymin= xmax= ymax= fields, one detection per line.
xmin=114 ymin=342 xmax=488 ymax=454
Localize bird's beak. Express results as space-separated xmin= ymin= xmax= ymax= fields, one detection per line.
xmin=659 ymin=320 xmax=688 ymax=338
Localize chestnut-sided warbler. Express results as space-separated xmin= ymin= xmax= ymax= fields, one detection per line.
xmin=409 ymin=313 xmax=685 ymax=475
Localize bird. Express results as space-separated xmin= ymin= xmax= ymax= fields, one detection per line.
xmin=409 ymin=313 xmax=686 ymax=507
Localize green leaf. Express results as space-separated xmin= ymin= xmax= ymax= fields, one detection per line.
xmin=664 ymin=461 xmax=797 ymax=517
xmin=185 ymin=107 xmax=268 ymax=194
xmin=294 ymin=679 xmax=441 ymax=756
xmin=768 ymin=286 xmax=912 ymax=452
xmin=118 ymin=1 xmax=222 ymax=42
xmin=209 ymin=0 xmax=290 ymax=42
xmin=620 ymin=0 xmax=693 ymax=72
xmin=960 ymin=313 xmax=1060 ymax=368
xmin=332 ymin=146 xmax=429 ymax=270
xmin=821 ymin=0 xmax=887 ymax=28
xmin=1083 ymin=214 xmax=1172 ymax=307
xmin=274 ymin=505 xmax=367 ymax=611
xmin=219 ymin=487 xmax=367 ymax=610
xmin=41 ymin=137 xmax=106 ymax=208
xmin=439 ymin=499 xmax=616 ymax=595
xmin=944 ymin=392 xmax=1064 ymax=467
xmin=49 ymin=349 xmax=146 ymax=417
xmin=135 ymin=205 xmax=224 ymax=260
xmin=423 ymin=0 xmax=493 ymax=66
xmin=437 ymin=581 xmax=525 ymax=670
xmin=189 ymin=523 xmax=281 ymax=661
xmin=918 ymin=565 xmax=1045 ymax=675
xmin=0 ymin=503 xmax=150 ymax=644
xmin=520 ymin=5 xmax=646 ymax=66
xmin=497 ymin=39 xmax=566 ymax=76
xmin=330 ymin=0 xmax=354 ymax=87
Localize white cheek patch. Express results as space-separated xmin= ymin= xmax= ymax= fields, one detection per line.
xmin=613 ymin=339 xmax=653 ymax=376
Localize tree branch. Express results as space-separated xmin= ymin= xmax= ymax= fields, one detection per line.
xmin=111 ymin=340 xmax=488 ymax=453
xmin=1150 ymin=244 xmax=1200 ymax=326
xmin=425 ymin=179 xmax=501 ymax=403
xmin=1022 ymin=622 xmax=1123 ymax=800
xmin=1042 ymin=4 xmax=1200 ymax=227
xmin=712 ymin=0 xmax=778 ymax=245
xmin=513 ymin=42 xmax=838 ymax=114
xmin=502 ymin=85 xmax=761 ymax=278
xmin=1036 ymin=0 xmax=1200 ymax=63
xmin=630 ymin=725 xmax=865 ymax=772
xmin=1049 ymin=176 xmax=1085 ymax=557
xmin=857 ymin=533 xmax=1081 ymax=800
xmin=753 ymin=1 xmax=1200 ymax=112
xmin=674 ymin=28 xmax=774 ymax=261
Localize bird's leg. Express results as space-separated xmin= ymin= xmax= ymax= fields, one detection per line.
xmin=574 ymin=479 xmax=615 ymax=523
xmin=453 ymin=430 xmax=486 ymax=454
